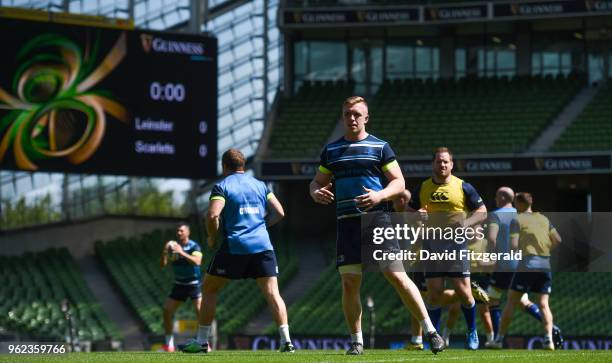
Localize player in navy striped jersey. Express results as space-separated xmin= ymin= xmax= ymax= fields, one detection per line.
xmin=309 ymin=96 xmax=444 ymax=355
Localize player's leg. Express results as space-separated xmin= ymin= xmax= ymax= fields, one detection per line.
xmin=451 ymin=276 xmax=478 ymax=349
xmin=406 ymin=271 xmax=426 ymax=350
xmin=162 ymin=295 xmax=183 ymax=351
xmin=182 ymin=274 xmax=229 ymax=353
xmin=492 ymin=271 xmax=529 ymax=349
xmin=384 ymin=270 xmax=443 ymax=353
xmin=487 ymin=272 xmax=512 ymax=340
xmin=442 ymin=302 xmax=460 ymax=346
xmin=425 ymin=276 xmax=444 ymax=330
xmin=536 ymin=293 xmax=554 ymax=350
xmin=478 ymin=303 xmax=494 ymax=345
xmin=409 ymin=315 xmax=424 ymax=350
xmin=340 ymin=267 xmax=363 ymax=349
xmin=256 ymin=275 xmax=294 ymax=352
xmin=519 ymin=293 xmax=543 ymax=322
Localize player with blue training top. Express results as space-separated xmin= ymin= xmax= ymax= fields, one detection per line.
xmin=309 ymin=96 xmax=444 ymax=355
xmin=182 ymin=149 xmax=294 ymax=354
xmin=160 ymin=223 xmax=203 ymax=352
xmin=485 ymin=187 xmax=563 ymax=349
xmin=491 ymin=192 xmax=562 ymax=350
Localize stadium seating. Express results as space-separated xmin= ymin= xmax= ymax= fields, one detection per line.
xmin=267 ymin=80 xmax=353 ymax=158
xmin=267 ymin=75 xmax=583 ymax=158
xmin=552 ymin=86 xmax=612 ymax=151
xmin=95 ymin=229 xmax=298 ymax=336
xmin=0 ymin=248 xmax=121 ymax=342
xmin=368 ymin=75 xmax=583 ymax=155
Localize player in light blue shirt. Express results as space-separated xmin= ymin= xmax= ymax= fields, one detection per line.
xmin=182 ymin=149 xmax=294 ymax=354
xmin=485 ymin=187 xmax=562 ymax=348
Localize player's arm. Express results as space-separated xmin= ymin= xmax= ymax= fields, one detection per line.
xmin=309 ymin=169 xmax=334 ymax=204
xmin=266 ymin=193 xmax=285 ymax=228
xmin=206 ymin=198 xmax=225 ymax=249
xmin=510 ymin=218 xmax=520 ymax=251
xmin=549 ymin=225 xmax=562 ymax=250
xmin=356 ymin=161 xmax=404 ymax=210
xmin=487 ymin=219 xmax=499 ymax=250
xmin=462 ymin=182 xmax=487 ymax=227
xmin=169 ymin=243 xmax=202 ymax=266
xmin=160 ymin=241 xmax=170 ymax=268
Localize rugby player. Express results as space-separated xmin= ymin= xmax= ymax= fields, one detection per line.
xmin=491 ymin=192 xmax=562 ymax=350
xmin=159 ymin=223 xmax=202 ymax=352
xmin=486 ymin=187 xmax=563 ymax=348
xmin=310 ymin=96 xmax=444 ymax=355
xmin=408 ymin=147 xmax=487 ymax=350
xmin=182 ymin=149 xmax=295 ymax=353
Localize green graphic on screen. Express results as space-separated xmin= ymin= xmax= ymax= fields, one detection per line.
xmin=0 ymin=31 xmax=129 ymax=170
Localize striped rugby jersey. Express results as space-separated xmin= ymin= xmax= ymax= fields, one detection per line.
xmin=319 ymin=134 xmax=398 ymax=219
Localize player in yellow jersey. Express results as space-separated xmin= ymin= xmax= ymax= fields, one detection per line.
xmin=491 ymin=192 xmax=562 ymax=350
xmin=408 ymin=147 xmax=488 ymax=350
xmin=394 ymin=190 xmax=489 ymax=349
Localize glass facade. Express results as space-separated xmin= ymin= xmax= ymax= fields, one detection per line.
xmin=455 ymin=35 xmax=516 ymax=78
xmin=531 ymin=32 xmax=584 ymax=77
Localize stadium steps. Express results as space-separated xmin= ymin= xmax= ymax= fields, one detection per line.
xmin=77 ymin=255 xmax=146 ymax=350
xmin=0 ymin=248 xmax=121 ymax=343
xmin=244 ymin=239 xmax=328 ymax=334
xmin=552 ymin=84 xmax=612 ymax=152
xmin=526 ymin=85 xmax=599 ymax=153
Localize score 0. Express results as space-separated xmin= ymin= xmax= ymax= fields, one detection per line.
xmin=199 ymin=120 xmax=208 ymax=158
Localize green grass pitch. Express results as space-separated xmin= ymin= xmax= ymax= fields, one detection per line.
xmin=1 ymin=350 xmax=611 ymax=362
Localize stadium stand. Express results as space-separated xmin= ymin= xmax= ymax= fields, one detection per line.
xmin=267 ymin=75 xmax=583 ymax=158
xmin=368 ymin=75 xmax=584 ymax=155
xmin=0 ymin=248 xmax=121 ymax=342
xmin=267 ymin=80 xmax=353 ymax=158
xmin=95 ymin=229 xmax=298 ymax=336
xmin=552 ymin=85 xmax=612 ymax=152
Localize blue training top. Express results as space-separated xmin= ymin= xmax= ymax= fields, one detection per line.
xmin=318 ymin=134 xmax=398 ymax=219
xmin=171 ymin=239 xmax=202 ymax=285
xmin=210 ymin=173 xmax=274 ymax=254
xmin=488 ymin=207 xmax=519 ymax=271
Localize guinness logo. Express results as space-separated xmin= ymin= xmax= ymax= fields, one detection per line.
xmin=140 ymin=33 xmax=153 ymax=53
xmin=430 ymin=191 xmax=449 ymax=202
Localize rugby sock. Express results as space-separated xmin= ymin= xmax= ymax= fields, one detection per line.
xmin=420 ymin=318 xmax=436 ymax=334
xmin=426 ymin=307 xmax=442 ymax=331
xmin=411 ymin=335 xmax=423 ymax=345
xmin=165 ymin=335 xmax=174 ymax=348
xmin=196 ymin=325 xmax=212 ymax=344
xmin=490 ymin=306 xmax=502 ymax=337
xmin=442 ymin=327 xmax=451 ymax=342
xmin=279 ymin=324 xmax=291 ymax=345
xmin=350 ymin=331 xmax=364 ymax=345
xmin=461 ymin=302 xmax=477 ymax=331
xmin=525 ymin=303 xmax=543 ymax=322
xmin=487 ymin=332 xmax=495 ymax=343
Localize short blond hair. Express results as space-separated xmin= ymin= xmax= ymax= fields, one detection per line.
xmin=432 ymin=146 xmax=453 ymax=161
xmin=343 ymin=96 xmax=368 ymax=108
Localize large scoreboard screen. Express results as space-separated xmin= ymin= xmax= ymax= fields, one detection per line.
xmin=0 ymin=17 xmax=217 ymax=178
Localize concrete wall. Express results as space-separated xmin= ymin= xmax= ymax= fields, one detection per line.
xmin=0 ymin=216 xmax=184 ymax=258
